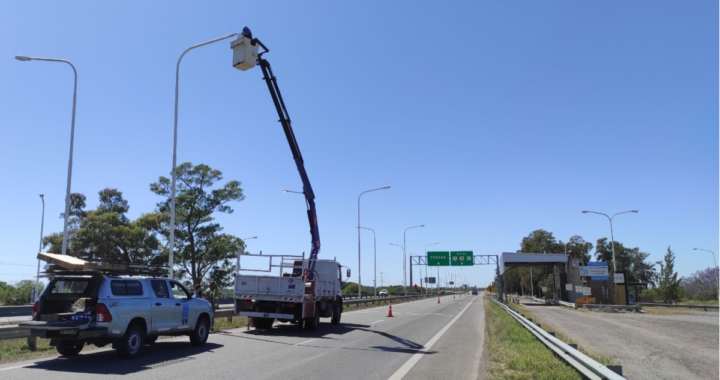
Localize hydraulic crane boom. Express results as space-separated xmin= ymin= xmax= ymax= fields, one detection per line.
xmin=234 ymin=28 xmax=321 ymax=280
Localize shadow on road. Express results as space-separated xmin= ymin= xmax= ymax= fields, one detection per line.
xmin=24 ymin=342 xmax=223 ymax=375
xmin=218 ymin=322 xmax=435 ymax=355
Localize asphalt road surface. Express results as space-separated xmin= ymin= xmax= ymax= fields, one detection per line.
xmin=0 ymin=294 xmax=487 ymax=380
xmin=519 ymin=299 xmax=719 ymax=380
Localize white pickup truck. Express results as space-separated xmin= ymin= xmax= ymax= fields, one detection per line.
xmin=234 ymin=253 xmax=349 ymax=330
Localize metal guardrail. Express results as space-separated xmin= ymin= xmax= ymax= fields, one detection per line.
xmin=344 ymin=294 xmax=430 ymax=307
xmin=0 ymin=306 xmax=34 ymax=318
xmin=583 ymin=304 xmax=642 ymax=311
xmin=558 ymin=300 xmax=577 ymax=309
xmin=490 ymin=297 xmax=626 ymax=380
xmin=639 ymin=303 xmax=719 ymax=311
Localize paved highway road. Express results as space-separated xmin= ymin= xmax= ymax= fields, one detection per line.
xmin=0 ymin=294 xmax=487 ymax=380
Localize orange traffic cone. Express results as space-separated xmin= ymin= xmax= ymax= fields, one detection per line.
xmin=437 ymin=297 xmax=440 ymax=304
xmin=387 ymin=302 xmax=393 ymax=317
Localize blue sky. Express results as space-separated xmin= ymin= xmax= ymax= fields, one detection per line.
xmin=1 ymin=1 xmax=717 ymax=289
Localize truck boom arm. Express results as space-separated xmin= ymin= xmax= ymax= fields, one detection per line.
xmin=253 ymin=37 xmax=321 ymax=280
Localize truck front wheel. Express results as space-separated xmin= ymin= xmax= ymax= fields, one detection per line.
xmin=190 ymin=317 xmax=209 ymax=345
xmin=56 ymin=340 xmax=84 ymax=357
xmin=331 ymin=301 xmax=341 ymax=325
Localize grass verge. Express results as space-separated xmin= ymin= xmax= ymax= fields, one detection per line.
xmin=507 ymin=302 xmax=615 ymax=366
xmin=484 ymin=297 xmax=583 ymax=380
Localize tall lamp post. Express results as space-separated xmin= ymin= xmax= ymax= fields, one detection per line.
xmin=425 ymin=242 xmax=440 ymax=294
xmin=34 ymin=194 xmax=45 ymax=300
xmin=357 ymin=186 xmax=390 ymax=298
xmin=168 ymin=33 xmax=239 ymax=279
xmin=15 ymin=55 xmax=77 ymax=256
xmin=390 ymin=243 xmax=403 ymax=293
xmin=582 ymin=209 xmax=638 ymax=272
xmin=693 ymin=248 xmax=719 ymax=300
xmin=358 ymin=227 xmax=377 ymax=296
xmin=403 ymin=225 xmax=424 ymax=295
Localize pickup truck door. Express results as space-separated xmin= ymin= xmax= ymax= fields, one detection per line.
xmin=149 ymin=279 xmax=175 ymax=333
xmin=169 ymin=280 xmax=194 ymax=330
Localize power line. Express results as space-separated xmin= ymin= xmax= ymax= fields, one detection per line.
xmin=0 ymin=262 xmax=36 ymax=267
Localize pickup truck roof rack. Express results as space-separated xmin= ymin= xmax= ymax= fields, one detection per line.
xmin=40 ymin=263 xmax=169 ymax=278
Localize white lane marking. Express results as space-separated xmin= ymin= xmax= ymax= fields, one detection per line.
xmin=387 ymin=298 xmax=475 ymax=380
xmin=370 ymin=320 xmax=385 ymax=325
xmin=295 ymin=338 xmax=319 ymax=346
xmin=0 ymin=365 xmax=29 ymax=372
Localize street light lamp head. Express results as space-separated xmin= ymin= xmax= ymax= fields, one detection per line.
xmin=15 ymin=55 xmax=31 ymax=61
xmin=382 ymin=186 xmax=391 ymax=189
xmin=582 ymin=210 xmax=589 ymax=213
xmin=39 ymin=193 xmax=44 ymax=198
xmin=631 ymin=210 xmax=639 ymax=213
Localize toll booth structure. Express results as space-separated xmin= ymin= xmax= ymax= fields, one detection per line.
xmin=498 ymin=252 xmax=568 ymax=303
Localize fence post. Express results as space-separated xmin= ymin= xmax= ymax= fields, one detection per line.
xmin=27 ymin=336 xmax=37 ymax=351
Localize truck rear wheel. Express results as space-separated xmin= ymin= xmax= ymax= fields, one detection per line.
xmin=117 ymin=324 xmax=144 ymax=359
xmin=304 ymin=303 xmax=320 ymax=330
xmin=56 ymin=340 xmax=84 ymax=357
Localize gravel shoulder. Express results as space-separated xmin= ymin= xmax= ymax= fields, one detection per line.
xmin=518 ymin=301 xmax=719 ymax=380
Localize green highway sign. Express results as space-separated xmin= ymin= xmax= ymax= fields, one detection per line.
xmin=451 ymin=251 xmax=474 ymax=266
xmin=427 ymin=251 xmax=449 ymax=266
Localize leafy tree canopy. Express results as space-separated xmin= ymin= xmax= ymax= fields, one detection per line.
xmin=151 ymin=162 xmax=245 ymax=288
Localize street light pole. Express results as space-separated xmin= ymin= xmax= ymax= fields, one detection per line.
xmin=425 ymin=242 xmax=439 ymax=294
xmin=357 ymin=186 xmax=390 ymax=298
xmin=168 ymin=33 xmax=238 ymax=279
xmin=16 ymin=56 xmax=77 ymax=256
xmin=390 ymin=243 xmax=403 ymax=293
xmin=34 ymin=194 xmax=45 ymax=300
xmin=693 ymin=248 xmax=719 ymax=300
xmin=358 ymin=227 xmax=376 ymax=296
xmin=582 ymin=209 xmax=638 ymax=272
xmin=403 ymin=225 xmax=424 ymax=296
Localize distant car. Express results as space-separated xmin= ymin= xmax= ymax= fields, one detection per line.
xmin=471 ymin=289 xmax=478 ymax=295
xmin=378 ymin=289 xmax=389 ymax=297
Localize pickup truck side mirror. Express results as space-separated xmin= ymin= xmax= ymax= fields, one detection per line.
xmin=346 ymin=269 xmax=351 ymax=278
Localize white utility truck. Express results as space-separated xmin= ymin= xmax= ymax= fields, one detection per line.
xmin=229 ymin=28 xmax=352 ymax=330
xmin=234 ymin=253 xmax=349 ymax=330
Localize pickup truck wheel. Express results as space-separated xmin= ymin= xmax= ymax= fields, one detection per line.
xmin=117 ymin=325 xmax=144 ymax=359
xmin=190 ymin=317 xmax=209 ymax=346
xmin=56 ymin=340 xmax=84 ymax=357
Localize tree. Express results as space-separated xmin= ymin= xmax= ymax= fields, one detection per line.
xmin=683 ymin=267 xmax=719 ymax=301
xmin=594 ymin=238 xmax=657 ymax=285
xmin=563 ymin=235 xmax=593 ymax=262
xmin=519 ymin=230 xmax=564 ymax=254
xmin=151 ymin=163 xmax=245 ymax=288
xmin=657 ymin=246 xmax=683 ymax=303
xmin=43 ymin=189 xmax=163 ymax=266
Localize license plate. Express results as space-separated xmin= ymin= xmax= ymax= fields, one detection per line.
xmin=59 ymin=329 xmax=78 ymax=335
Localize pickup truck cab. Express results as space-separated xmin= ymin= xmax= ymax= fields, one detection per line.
xmin=20 ymin=272 xmax=213 ymax=358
